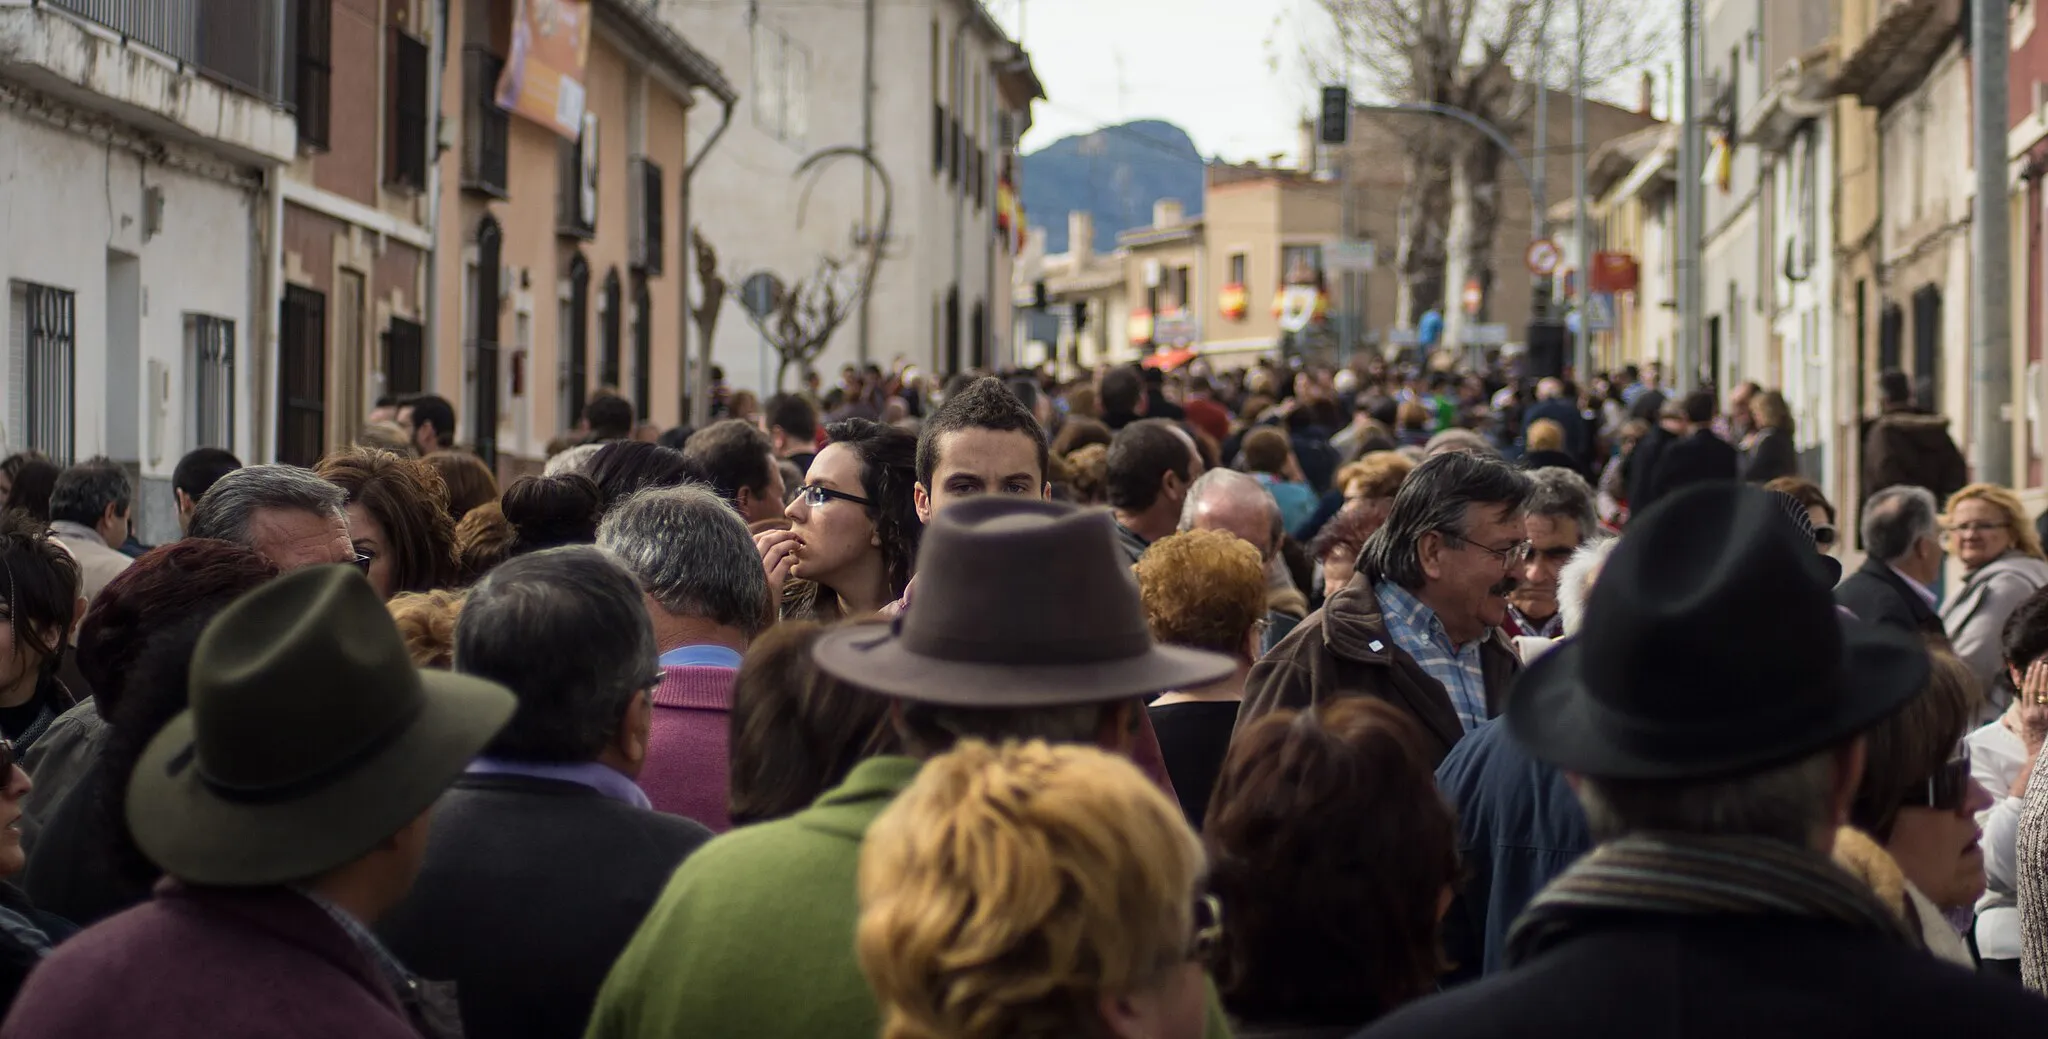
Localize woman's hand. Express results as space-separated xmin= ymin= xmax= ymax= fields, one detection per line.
xmin=754 ymin=529 xmax=801 ymax=597
xmin=2012 ymin=661 xmax=2048 ymax=797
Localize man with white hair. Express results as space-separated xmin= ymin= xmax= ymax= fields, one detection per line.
xmin=1834 ymin=484 xmax=1946 ymax=637
xmin=1179 ymin=469 xmax=1304 ymax=652
xmin=1502 ymin=469 xmax=1600 ymax=642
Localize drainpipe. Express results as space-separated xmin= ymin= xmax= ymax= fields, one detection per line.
xmin=422 ymin=0 xmax=449 ymax=411
xmin=858 ymin=0 xmax=875 ymax=366
xmin=684 ymin=90 xmax=737 ymax=427
xmin=262 ymin=166 xmax=285 ymax=464
xmin=951 ymin=18 xmax=970 ymax=372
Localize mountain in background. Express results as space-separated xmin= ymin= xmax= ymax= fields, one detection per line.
xmin=1021 ymin=120 xmax=1206 ymax=256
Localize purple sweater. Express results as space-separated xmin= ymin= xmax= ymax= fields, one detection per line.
xmin=3 ymin=882 xmax=418 ymax=1039
xmin=640 ymin=665 xmax=736 ymax=832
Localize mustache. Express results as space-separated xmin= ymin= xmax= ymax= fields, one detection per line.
xmin=1490 ymin=574 xmax=1520 ymax=597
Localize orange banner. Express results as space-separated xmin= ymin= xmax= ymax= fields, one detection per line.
xmin=497 ymin=0 xmax=591 ymax=140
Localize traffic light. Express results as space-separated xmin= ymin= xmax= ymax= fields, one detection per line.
xmin=1319 ymin=86 xmax=1350 ymax=145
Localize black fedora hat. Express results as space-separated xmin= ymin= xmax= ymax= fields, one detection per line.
xmin=1508 ymin=482 xmax=1928 ymax=780
xmin=128 ymin=565 xmax=515 ymax=886
xmin=812 ymin=497 xmax=1234 ymax=706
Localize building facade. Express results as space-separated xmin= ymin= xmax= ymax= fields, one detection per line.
xmin=0 ymin=0 xmax=296 ymax=542
xmin=1585 ymin=126 xmax=1679 ymax=375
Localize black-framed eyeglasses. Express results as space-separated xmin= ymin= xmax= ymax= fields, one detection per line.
xmin=352 ymin=553 xmax=373 ymax=574
xmin=1441 ymin=531 xmax=1530 ymax=566
xmin=0 ymin=738 xmax=17 ymax=775
xmin=1813 ymin=524 xmax=1838 ymax=548
xmin=1902 ymin=739 xmax=1973 ymax=812
xmin=1187 ymin=893 xmax=1224 ymax=962
xmin=799 ymin=484 xmax=875 ymax=509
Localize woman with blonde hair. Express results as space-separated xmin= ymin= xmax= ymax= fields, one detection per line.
xmin=1740 ymin=389 xmax=1799 ymax=484
xmin=386 ymin=589 xmax=465 ymax=669
xmin=857 ymin=740 xmax=1213 ymax=1039
xmin=1943 ymin=483 xmax=2048 ymax=704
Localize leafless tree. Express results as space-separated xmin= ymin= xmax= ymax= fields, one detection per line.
xmin=1311 ymin=0 xmax=1665 ymax=341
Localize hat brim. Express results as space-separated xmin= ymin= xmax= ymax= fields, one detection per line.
xmin=1506 ymin=615 xmax=1929 ymax=781
xmin=127 ymin=670 xmax=515 ymax=887
xmin=812 ymin=626 xmax=1236 ymax=707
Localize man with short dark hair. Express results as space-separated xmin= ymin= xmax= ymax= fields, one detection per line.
xmin=48 ymin=458 xmax=133 ymax=606
xmin=585 ymin=498 xmax=1237 ymax=1039
xmin=1242 ymin=451 xmax=1532 ymax=764
xmin=682 ymin=420 xmax=786 ymax=525
xmin=377 ymin=547 xmax=711 ymax=1039
xmin=598 ymin=484 xmax=771 ymax=831
xmin=1502 ymin=468 xmax=1599 ymax=641
xmin=1861 ymin=367 xmax=1967 ymax=506
xmin=397 ymin=394 xmax=456 ymax=455
xmin=1106 ymin=418 xmax=1202 ymax=564
xmin=586 ymin=393 xmax=637 ymax=443
xmin=188 ymin=464 xmax=354 ymax=571
xmin=1643 ymin=390 xmax=1736 ymax=506
xmin=913 ymin=376 xmax=1049 ymax=524
xmin=171 ymin=448 xmax=242 ymax=535
xmin=1098 ymin=365 xmax=1146 ymax=430
xmin=764 ymin=393 xmax=819 ymax=474
xmin=1835 ymin=484 xmax=1946 ymax=637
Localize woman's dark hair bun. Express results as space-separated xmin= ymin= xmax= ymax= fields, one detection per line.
xmin=501 ymin=473 xmax=603 ymax=556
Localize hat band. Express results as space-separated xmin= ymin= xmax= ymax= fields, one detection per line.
xmin=900 ymin=625 xmax=1154 ymax=667
xmin=193 ymin=696 xmax=426 ymax=806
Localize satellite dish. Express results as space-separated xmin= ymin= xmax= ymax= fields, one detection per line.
xmin=739 ymin=272 xmax=786 ymax=320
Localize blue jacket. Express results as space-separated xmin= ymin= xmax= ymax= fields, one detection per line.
xmin=1434 ymin=719 xmax=1592 ymax=983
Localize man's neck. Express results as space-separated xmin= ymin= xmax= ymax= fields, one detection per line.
xmin=1115 ymin=506 xmax=1176 ymax=544
xmin=1510 ymin=602 xmax=1557 ymax=628
xmin=650 ymin=611 xmax=750 ymax=657
xmin=1889 ymin=556 xmax=1939 ymax=588
xmin=1413 ymin=584 xmax=1485 ymax=646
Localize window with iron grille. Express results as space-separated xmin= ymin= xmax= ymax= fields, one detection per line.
xmin=278 ymin=285 xmax=327 ymax=468
xmin=462 ymin=46 xmax=510 ymax=197
xmin=186 ymin=315 xmax=236 ymax=452
xmin=600 ymin=269 xmax=622 ymax=390
xmin=562 ymin=256 xmax=590 ymax=428
xmin=471 ymin=219 xmax=504 ymax=471
xmin=631 ymin=158 xmax=665 ymax=276
xmin=383 ymin=316 xmax=424 ymax=399
xmin=386 ymin=26 xmax=429 ymax=189
xmin=292 ymin=0 xmax=332 ymax=149
xmin=6 ymin=281 xmax=76 ymax=464
xmin=557 ymin=114 xmax=599 ymax=239
xmin=631 ymin=276 xmax=652 ymax=425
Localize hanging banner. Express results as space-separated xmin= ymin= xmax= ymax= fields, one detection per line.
xmin=498 ymin=0 xmax=592 ymax=140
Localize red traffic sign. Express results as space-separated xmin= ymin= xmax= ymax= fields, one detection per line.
xmin=1461 ymin=278 xmax=1484 ymax=316
xmin=1525 ymin=238 xmax=1562 ymax=277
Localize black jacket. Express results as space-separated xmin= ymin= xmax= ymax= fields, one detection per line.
xmin=1834 ymin=557 xmax=1945 ymax=639
xmin=377 ymin=773 xmax=713 ymax=1039
xmin=1358 ymin=914 xmax=2048 ymax=1039
xmin=1647 ymin=429 xmax=1738 ymax=505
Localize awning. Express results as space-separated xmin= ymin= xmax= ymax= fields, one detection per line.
xmin=1141 ymin=347 xmax=1200 ymax=372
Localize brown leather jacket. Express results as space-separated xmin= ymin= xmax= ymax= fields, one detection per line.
xmin=1238 ymin=576 xmax=1522 ymax=765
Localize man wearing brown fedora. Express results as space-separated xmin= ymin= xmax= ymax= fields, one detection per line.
xmin=587 ymin=497 xmax=1237 ymax=1039
xmin=3 ymin=566 xmax=515 ymax=1039
xmin=1361 ymin=483 xmax=2048 ymax=1039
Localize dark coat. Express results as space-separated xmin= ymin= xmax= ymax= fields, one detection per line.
xmin=1622 ymin=425 xmax=1674 ymax=512
xmin=1740 ymin=427 xmax=1800 ymax=484
xmin=3 ymin=882 xmax=437 ymax=1039
xmin=376 ymin=773 xmax=713 ymax=1039
xmin=1239 ymin=575 xmax=1520 ymax=766
xmin=1355 ymin=914 xmax=2048 ymax=1039
xmin=1834 ymin=557 xmax=1945 ymax=639
xmin=1646 ymin=429 xmax=1738 ymax=504
xmin=1523 ymin=399 xmax=1589 ymax=465
xmin=22 ymin=760 xmax=155 ymax=928
xmin=1862 ymin=410 xmax=1968 ymax=504
xmin=1435 ymin=719 xmax=1591 ymax=983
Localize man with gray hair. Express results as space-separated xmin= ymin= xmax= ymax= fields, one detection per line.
xmin=379 ymin=545 xmax=712 ymax=1038
xmin=597 ymin=483 xmax=770 ymax=831
xmin=1502 ymin=468 xmax=1600 ymax=641
xmin=48 ymin=458 xmax=134 ymax=606
xmin=1835 ymin=484 xmax=1946 ymax=638
xmin=186 ymin=464 xmax=354 ymax=571
xmin=1179 ymin=468 xmax=1305 ymax=651
xmin=1242 ymin=451 xmax=1533 ymax=764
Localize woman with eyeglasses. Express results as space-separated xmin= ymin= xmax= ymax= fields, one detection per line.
xmin=1203 ymin=697 xmax=1458 ymax=1037
xmin=1835 ymin=645 xmax=1986 ymax=969
xmin=856 ymin=739 xmax=1214 ymax=1039
xmin=315 ymin=447 xmax=458 ymax=599
xmin=1942 ymin=484 xmax=2048 ymax=703
xmin=1964 ymin=588 xmax=2048 ymax=978
xmin=1763 ymin=476 xmax=1838 ymax=556
xmin=757 ymin=419 xmax=922 ymax=622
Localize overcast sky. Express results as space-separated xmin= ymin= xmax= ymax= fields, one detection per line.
xmin=989 ymin=0 xmax=1321 ymax=163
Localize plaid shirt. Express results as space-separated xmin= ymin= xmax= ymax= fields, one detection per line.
xmin=1375 ymin=580 xmax=1489 ymax=733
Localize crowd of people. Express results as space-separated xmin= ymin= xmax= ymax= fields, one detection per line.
xmin=0 ymin=351 xmax=2039 ymax=1038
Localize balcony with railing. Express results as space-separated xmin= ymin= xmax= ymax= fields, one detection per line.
xmin=5 ymin=0 xmax=297 ymax=163
xmin=462 ymin=46 xmax=510 ymax=198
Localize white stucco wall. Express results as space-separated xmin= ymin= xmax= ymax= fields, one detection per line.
xmin=0 ymin=106 xmax=262 ymax=541
xmin=1771 ymin=119 xmax=1835 ymax=492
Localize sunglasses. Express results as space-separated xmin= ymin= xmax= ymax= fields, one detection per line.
xmin=352 ymin=553 xmax=373 ymax=574
xmin=1902 ymin=739 xmax=1972 ymax=812
xmin=0 ymin=738 xmax=14 ymax=775
xmin=798 ymin=484 xmax=874 ymax=509
xmin=1813 ymin=525 xmax=1837 ymax=548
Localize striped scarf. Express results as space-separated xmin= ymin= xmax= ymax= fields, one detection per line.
xmin=1506 ymin=833 xmax=1912 ymax=966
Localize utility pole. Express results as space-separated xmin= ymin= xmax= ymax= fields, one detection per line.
xmin=1677 ymin=0 xmax=1703 ymax=394
xmin=1532 ymin=22 xmax=1549 ymax=319
xmin=1571 ymin=0 xmax=1590 ymax=378
xmin=1972 ymin=0 xmax=2013 ymax=484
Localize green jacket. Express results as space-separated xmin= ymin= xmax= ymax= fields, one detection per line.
xmin=585 ymin=755 xmax=1233 ymax=1038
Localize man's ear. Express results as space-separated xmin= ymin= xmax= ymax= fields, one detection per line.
xmin=1417 ymin=530 xmax=1448 ymax=581
xmin=913 ymin=482 xmax=934 ymax=524
xmin=1040 ymin=481 xmax=1052 ymax=502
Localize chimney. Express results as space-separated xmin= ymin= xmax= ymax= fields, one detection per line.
xmin=1068 ymin=211 xmax=1095 ymax=267
xmin=1299 ymin=119 xmax=1318 ymax=173
xmin=1640 ymin=70 xmax=1655 ymax=117
xmin=1153 ymin=199 xmax=1184 ymax=229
